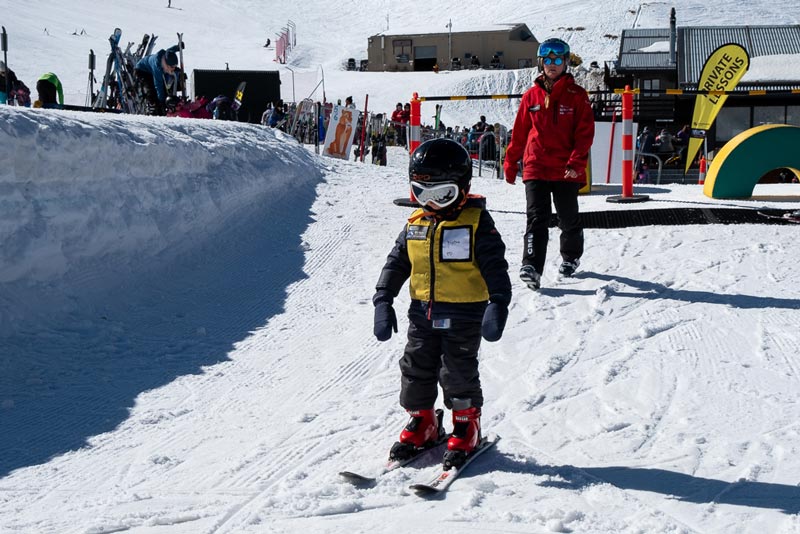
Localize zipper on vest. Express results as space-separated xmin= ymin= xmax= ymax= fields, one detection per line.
xmin=427 ymin=219 xmax=439 ymax=320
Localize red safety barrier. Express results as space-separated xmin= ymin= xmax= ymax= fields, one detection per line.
xmin=409 ymin=93 xmax=421 ymax=155
xmin=698 ymin=155 xmax=707 ymax=185
xmin=606 ymin=86 xmax=649 ymax=204
xmin=621 ymin=86 xmax=634 ymax=197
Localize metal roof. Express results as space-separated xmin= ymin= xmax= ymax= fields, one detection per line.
xmin=679 ymin=25 xmax=800 ymax=88
xmin=618 ymin=24 xmax=800 ymax=90
xmin=618 ymin=28 xmax=674 ymax=70
xmin=372 ymin=22 xmax=527 ymax=39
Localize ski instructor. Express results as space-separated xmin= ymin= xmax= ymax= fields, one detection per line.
xmin=503 ymin=37 xmax=595 ymax=290
xmin=134 ymin=42 xmax=183 ymax=115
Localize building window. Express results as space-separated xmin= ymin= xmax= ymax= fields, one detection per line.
xmin=414 ymin=45 xmax=437 ymax=59
xmin=788 ymin=106 xmax=800 ymax=127
xmin=394 ymin=39 xmax=411 ymax=63
xmin=641 ymin=79 xmax=660 ymax=98
xmin=716 ymin=107 xmax=750 ymax=145
xmin=754 ymin=106 xmax=786 ymax=126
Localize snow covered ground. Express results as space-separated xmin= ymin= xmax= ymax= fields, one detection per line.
xmin=2 ymin=1 xmax=800 ymax=533
xmin=2 ymin=104 xmax=800 ymax=533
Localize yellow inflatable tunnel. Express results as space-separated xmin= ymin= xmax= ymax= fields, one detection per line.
xmin=703 ymin=124 xmax=800 ymax=199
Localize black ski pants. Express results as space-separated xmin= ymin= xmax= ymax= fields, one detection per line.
xmin=134 ymin=69 xmax=162 ymax=116
xmin=522 ymin=179 xmax=583 ymax=274
xmin=399 ymin=314 xmax=483 ymax=411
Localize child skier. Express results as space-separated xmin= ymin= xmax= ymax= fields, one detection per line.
xmin=372 ymin=138 xmax=512 ymax=470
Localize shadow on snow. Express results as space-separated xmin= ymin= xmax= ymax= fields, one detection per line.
xmin=539 ymin=272 xmax=800 ymax=310
xmin=0 ymin=179 xmax=321 ymax=479
xmin=473 ymin=454 xmax=800 ymax=514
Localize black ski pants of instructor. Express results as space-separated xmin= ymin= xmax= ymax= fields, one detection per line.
xmin=523 ymin=180 xmax=583 ymax=275
xmin=399 ymin=314 xmax=483 ymax=411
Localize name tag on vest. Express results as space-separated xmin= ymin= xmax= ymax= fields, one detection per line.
xmin=441 ymin=227 xmax=471 ymax=261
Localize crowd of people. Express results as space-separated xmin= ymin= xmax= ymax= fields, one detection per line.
xmin=0 ymin=41 xmax=527 ymax=176
xmin=635 ymin=124 xmax=692 ymax=181
xmin=246 ymin=87 xmax=515 ymax=184
xmin=1 ymin=61 xmax=63 ymax=109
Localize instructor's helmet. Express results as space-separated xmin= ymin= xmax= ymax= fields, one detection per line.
xmin=409 ymin=138 xmax=472 ymax=212
xmin=537 ymin=37 xmax=570 ymax=71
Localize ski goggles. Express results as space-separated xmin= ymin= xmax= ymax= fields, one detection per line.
xmin=410 ymin=181 xmax=460 ymax=210
xmin=538 ymin=41 xmax=569 ymax=58
xmin=542 ymin=57 xmax=565 ymax=66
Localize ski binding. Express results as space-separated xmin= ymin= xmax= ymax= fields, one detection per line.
xmin=409 ymin=434 xmax=500 ymax=495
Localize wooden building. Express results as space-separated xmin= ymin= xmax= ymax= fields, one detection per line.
xmin=366 ymin=23 xmax=539 ymax=72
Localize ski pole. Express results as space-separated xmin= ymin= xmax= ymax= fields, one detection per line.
xmin=86 ymin=49 xmax=95 ymax=107
xmin=2 ymin=27 xmax=9 ymax=104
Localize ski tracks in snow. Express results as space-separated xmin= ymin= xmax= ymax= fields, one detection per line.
xmin=483 ymin=223 xmax=800 ymax=532
xmin=199 ymin=160 xmax=413 ymax=533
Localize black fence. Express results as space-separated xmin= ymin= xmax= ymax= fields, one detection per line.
xmin=191 ymin=69 xmax=280 ymax=124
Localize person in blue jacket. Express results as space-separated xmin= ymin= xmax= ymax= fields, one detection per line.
xmin=134 ymin=43 xmax=182 ymax=115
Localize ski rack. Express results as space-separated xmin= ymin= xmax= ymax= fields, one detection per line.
xmin=92 ymin=28 xmax=158 ymax=114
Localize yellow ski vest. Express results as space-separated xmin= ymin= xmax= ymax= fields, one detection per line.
xmin=406 ymin=207 xmax=489 ymax=303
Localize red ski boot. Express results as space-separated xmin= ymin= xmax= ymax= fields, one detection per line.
xmin=390 ymin=408 xmax=445 ymax=461
xmin=443 ymin=402 xmax=481 ymax=470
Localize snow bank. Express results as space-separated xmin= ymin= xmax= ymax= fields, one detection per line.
xmin=0 ymin=107 xmax=322 ymax=286
xmin=0 ymin=107 xmax=326 ymax=337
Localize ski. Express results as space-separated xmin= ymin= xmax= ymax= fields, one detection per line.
xmin=757 ymin=210 xmax=800 ymax=224
xmin=409 ymin=434 xmax=500 ymax=495
xmin=176 ymin=32 xmax=185 ymax=99
xmin=340 ymin=408 xmax=448 ymax=485
xmin=145 ymin=33 xmax=158 ymax=57
xmin=339 ymin=436 xmax=448 ymax=485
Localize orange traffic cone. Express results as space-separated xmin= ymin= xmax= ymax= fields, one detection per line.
xmin=698 ymin=155 xmax=707 ymax=185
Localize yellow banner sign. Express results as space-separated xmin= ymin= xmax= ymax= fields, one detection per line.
xmin=685 ymin=43 xmax=750 ymax=173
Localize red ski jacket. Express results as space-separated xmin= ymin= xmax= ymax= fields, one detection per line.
xmin=504 ymin=73 xmax=595 ymax=183
xmin=391 ymin=109 xmax=405 ymax=124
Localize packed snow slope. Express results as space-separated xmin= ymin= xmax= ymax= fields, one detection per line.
xmin=3 ymin=0 xmax=800 ymax=532
xmin=2 ymin=105 xmax=800 ymax=533
xmin=6 ymin=0 xmax=800 ymax=127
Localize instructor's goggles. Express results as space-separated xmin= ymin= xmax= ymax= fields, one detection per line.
xmin=411 ymin=181 xmax=459 ymax=210
xmin=538 ymin=41 xmax=569 ymax=57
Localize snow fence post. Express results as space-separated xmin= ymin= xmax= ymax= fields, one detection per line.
xmin=606 ymin=107 xmax=619 ymax=184
xmin=360 ymin=94 xmax=369 ymax=162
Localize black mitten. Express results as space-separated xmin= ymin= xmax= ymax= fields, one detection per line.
xmin=374 ymin=302 xmax=398 ymax=341
xmin=481 ymin=302 xmax=508 ymax=342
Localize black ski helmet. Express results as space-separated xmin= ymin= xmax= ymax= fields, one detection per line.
xmin=409 ymin=138 xmax=472 ymax=210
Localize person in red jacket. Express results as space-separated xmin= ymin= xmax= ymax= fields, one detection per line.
xmin=503 ymin=37 xmax=595 ymax=290
xmin=390 ymin=103 xmax=406 ymax=146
